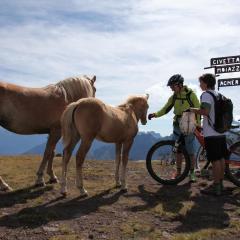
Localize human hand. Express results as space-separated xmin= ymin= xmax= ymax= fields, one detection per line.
xmin=196 ymin=125 xmax=203 ymax=131
xmin=148 ymin=113 xmax=156 ymax=120
xmin=189 ymin=108 xmax=199 ymax=114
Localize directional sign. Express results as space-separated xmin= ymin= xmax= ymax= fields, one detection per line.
xmin=211 ymin=55 xmax=240 ymax=66
xmin=218 ymin=78 xmax=240 ymax=90
xmin=215 ymin=64 xmax=240 ymax=74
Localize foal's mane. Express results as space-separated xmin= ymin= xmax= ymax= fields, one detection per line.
xmin=117 ymin=95 xmax=145 ymax=110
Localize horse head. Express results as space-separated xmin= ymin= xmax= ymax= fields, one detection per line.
xmin=127 ymin=94 xmax=149 ymax=125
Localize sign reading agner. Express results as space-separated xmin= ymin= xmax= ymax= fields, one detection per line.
xmin=211 ymin=55 xmax=240 ymax=66
xmin=218 ymin=78 xmax=240 ymax=88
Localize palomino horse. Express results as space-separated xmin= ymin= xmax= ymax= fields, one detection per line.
xmin=60 ymin=94 xmax=149 ymax=196
xmin=0 ymin=75 xmax=96 ymax=191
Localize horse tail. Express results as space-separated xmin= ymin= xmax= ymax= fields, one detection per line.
xmin=61 ymin=102 xmax=79 ymax=148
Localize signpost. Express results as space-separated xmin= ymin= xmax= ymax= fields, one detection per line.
xmin=204 ymin=54 xmax=240 ymax=90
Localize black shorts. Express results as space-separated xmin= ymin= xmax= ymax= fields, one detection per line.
xmin=204 ymin=135 xmax=228 ymax=162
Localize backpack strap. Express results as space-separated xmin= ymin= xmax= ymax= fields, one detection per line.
xmin=172 ymin=93 xmax=177 ymax=104
xmin=205 ymin=91 xmax=217 ymax=127
xmin=186 ymin=90 xmax=194 ymax=107
xmin=172 ymin=90 xmax=194 ymax=107
xmin=206 ymin=90 xmax=219 ymax=98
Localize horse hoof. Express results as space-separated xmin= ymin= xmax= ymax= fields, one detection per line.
xmin=79 ymin=193 xmax=88 ymax=198
xmin=115 ymin=184 xmax=121 ymax=188
xmin=61 ymin=191 xmax=67 ymax=198
xmin=34 ymin=182 xmax=46 ymax=188
xmin=1 ymin=186 xmax=13 ymax=192
xmin=79 ymin=189 xmax=88 ymax=197
xmin=6 ymin=187 xmax=13 ymax=192
xmin=48 ymin=178 xmax=59 ymax=184
xmin=120 ymin=188 xmax=128 ymax=193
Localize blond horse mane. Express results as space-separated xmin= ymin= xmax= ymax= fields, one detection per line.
xmin=54 ymin=75 xmax=94 ymax=103
xmin=118 ymin=95 xmax=147 ymax=109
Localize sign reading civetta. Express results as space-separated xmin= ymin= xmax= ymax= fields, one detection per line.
xmin=211 ymin=55 xmax=240 ymax=66
xmin=204 ymin=54 xmax=240 ymax=90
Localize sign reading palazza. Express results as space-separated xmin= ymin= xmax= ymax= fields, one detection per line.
xmin=215 ymin=64 xmax=240 ymax=74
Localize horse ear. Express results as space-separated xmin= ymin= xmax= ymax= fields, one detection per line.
xmin=145 ymin=93 xmax=149 ymax=100
xmin=90 ymin=75 xmax=96 ymax=84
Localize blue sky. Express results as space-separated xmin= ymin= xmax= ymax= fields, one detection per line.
xmin=1 ymin=0 xmax=240 ymax=136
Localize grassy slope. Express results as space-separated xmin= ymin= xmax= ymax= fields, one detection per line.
xmin=0 ymin=156 xmax=240 ymax=240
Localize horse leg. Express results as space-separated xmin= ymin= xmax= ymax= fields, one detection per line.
xmin=0 ymin=176 xmax=12 ymax=191
xmin=35 ymin=130 xmax=61 ymax=186
xmin=60 ymin=137 xmax=79 ymax=196
xmin=76 ymin=138 xmax=93 ymax=197
xmin=115 ymin=143 xmax=122 ymax=188
xmin=120 ymin=139 xmax=133 ymax=192
xmin=46 ymin=131 xmax=62 ymax=183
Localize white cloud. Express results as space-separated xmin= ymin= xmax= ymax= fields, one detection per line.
xmin=0 ymin=0 xmax=240 ymax=135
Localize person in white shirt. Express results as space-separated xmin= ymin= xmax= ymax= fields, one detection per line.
xmin=190 ymin=73 xmax=228 ymax=196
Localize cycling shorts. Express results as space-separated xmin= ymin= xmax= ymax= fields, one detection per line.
xmin=204 ymin=135 xmax=228 ymax=162
xmin=173 ymin=126 xmax=196 ymax=156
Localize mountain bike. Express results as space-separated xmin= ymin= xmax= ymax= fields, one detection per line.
xmin=146 ymin=124 xmax=240 ymax=186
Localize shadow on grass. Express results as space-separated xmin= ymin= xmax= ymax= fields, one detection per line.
xmin=125 ymin=183 xmax=191 ymax=214
xmin=0 ymin=185 xmax=53 ymax=208
xmin=126 ymin=183 xmax=240 ymax=233
xmin=175 ymin=190 xmax=240 ymax=233
xmin=0 ymin=187 xmax=124 ymax=229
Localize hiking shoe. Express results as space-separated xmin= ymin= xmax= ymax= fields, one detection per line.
xmin=200 ymin=183 xmax=221 ymax=196
xmin=200 ymin=168 xmax=209 ymax=177
xmin=195 ymin=167 xmax=201 ymax=174
xmin=189 ymin=171 xmax=197 ymax=183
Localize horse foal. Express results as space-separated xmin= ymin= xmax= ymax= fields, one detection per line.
xmin=60 ymin=94 xmax=149 ymax=196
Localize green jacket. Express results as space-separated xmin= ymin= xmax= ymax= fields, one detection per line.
xmin=155 ymin=86 xmax=200 ymax=126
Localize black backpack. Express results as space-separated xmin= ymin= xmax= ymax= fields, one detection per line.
xmin=206 ymin=91 xmax=233 ymax=133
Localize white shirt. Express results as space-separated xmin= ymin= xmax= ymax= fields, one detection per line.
xmin=201 ymin=90 xmax=225 ymax=137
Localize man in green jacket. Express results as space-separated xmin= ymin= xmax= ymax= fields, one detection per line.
xmin=148 ymin=74 xmax=200 ymax=182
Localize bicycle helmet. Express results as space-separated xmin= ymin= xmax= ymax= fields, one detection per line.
xmin=167 ymin=74 xmax=184 ymax=86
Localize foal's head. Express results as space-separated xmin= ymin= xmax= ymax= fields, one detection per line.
xmin=127 ymin=94 xmax=149 ymax=125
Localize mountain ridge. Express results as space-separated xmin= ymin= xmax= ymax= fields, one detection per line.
xmin=23 ymin=131 xmax=168 ymax=160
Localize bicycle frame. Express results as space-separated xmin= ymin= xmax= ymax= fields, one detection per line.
xmin=194 ymin=127 xmax=240 ymax=166
xmin=146 ymin=122 xmax=240 ymax=186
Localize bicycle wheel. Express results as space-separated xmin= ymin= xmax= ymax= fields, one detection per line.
xmin=146 ymin=140 xmax=191 ymax=185
xmin=225 ymin=142 xmax=240 ymax=187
